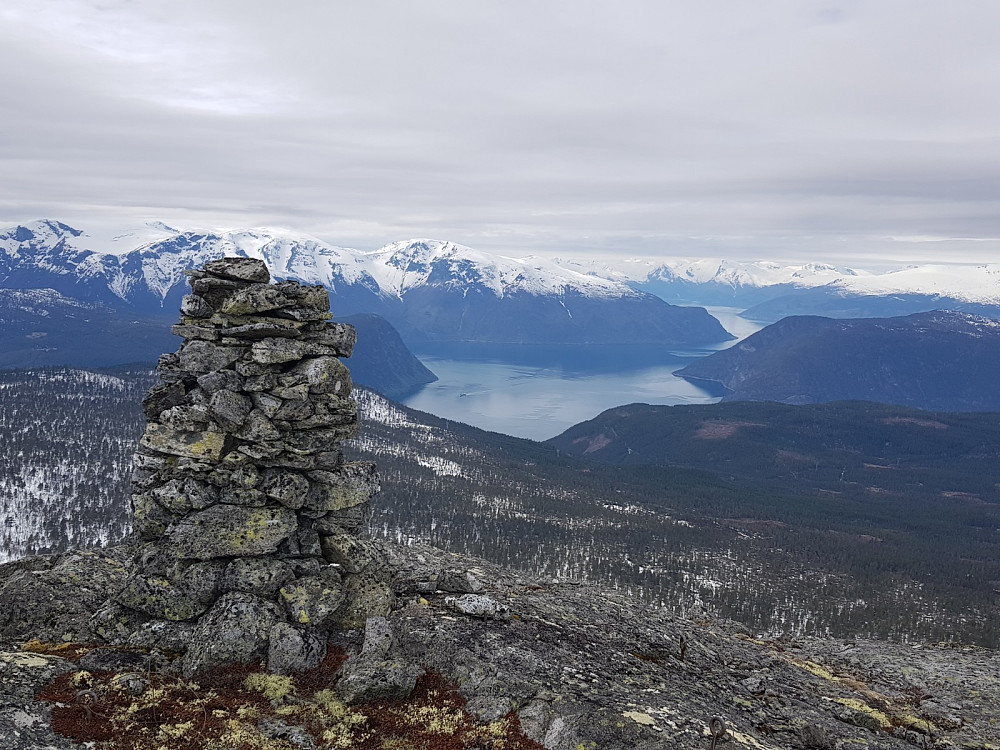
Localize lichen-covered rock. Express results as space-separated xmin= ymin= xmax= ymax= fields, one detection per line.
xmin=181 ymin=592 xmax=283 ymax=677
xmin=0 ymin=650 xmax=79 ymax=750
xmin=250 ymin=338 xmax=310 ymax=365
xmin=335 ymin=656 xmax=424 ymax=705
xmin=278 ymin=569 xmax=345 ymax=631
xmin=221 ymin=557 xmax=295 ymax=599
xmin=261 ymin=469 xmax=310 ymax=509
xmin=167 ymin=505 xmax=297 ymax=559
xmin=131 ymin=491 xmax=181 ymax=540
xmin=177 ymin=340 xmax=243 ymax=373
xmin=330 ymin=571 xmax=394 ymax=630
xmin=267 ymin=622 xmax=326 ymax=674
xmin=318 ymin=527 xmax=385 ymax=574
xmin=139 ymin=424 xmax=228 ymax=461
xmin=201 ymin=257 xmax=270 ymax=283
xmin=445 ymin=594 xmax=511 ymax=620
xmin=208 ymin=389 xmax=253 ymax=430
xmin=115 ymin=573 xmax=212 ymax=621
xmin=0 ymin=547 xmax=131 ymax=642
xmin=289 ymin=356 xmax=351 ymax=395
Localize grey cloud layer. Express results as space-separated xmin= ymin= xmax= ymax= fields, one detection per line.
xmin=2 ymin=0 xmax=999 ymax=262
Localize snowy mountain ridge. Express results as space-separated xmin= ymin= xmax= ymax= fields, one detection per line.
xmin=561 ymin=255 xmax=1000 ymax=305
xmin=366 ymin=239 xmax=632 ymax=300
xmin=0 ymin=221 xmax=636 ymax=307
xmin=7 ymin=219 xmax=1000 ymax=308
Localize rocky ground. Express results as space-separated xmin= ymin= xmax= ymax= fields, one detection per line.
xmin=2 ymin=540 xmax=998 ymax=750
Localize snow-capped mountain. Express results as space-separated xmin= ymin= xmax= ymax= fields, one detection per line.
xmin=355 ymin=239 xmax=731 ymax=345
xmin=563 ymin=255 xmax=1000 ymax=319
xmin=0 ymin=221 xmax=733 ymax=347
xmin=367 ymin=239 xmax=630 ymax=300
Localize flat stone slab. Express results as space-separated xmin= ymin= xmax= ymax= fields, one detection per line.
xmin=202 ymin=257 xmax=270 ymax=283
xmin=167 ymin=505 xmax=297 ymax=559
xmin=139 ymin=424 xmax=228 ymax=461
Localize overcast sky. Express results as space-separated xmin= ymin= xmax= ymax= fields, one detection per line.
xmin=1 ymin=1 xmax=998 ymax=264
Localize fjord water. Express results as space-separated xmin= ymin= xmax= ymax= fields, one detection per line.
xmin=401 ymin=307 xmax=762 ymax=441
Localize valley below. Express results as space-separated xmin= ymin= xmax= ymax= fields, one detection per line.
xmin=2 ymin=367 xmax=998 ymax=650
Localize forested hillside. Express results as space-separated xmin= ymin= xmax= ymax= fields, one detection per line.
xmin=1 ymin=368 xmax=998 ymax=648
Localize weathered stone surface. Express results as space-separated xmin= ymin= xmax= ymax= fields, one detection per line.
xmin=167 ymin=505 xmax=297 ymax=559
xmin=233 ymin=409 xmax=281 ymax=442
xmin=158 ymin=403 xmax=211 ymax=431
xmin=251 ymin=338 xmax=309 ymax=364
xmin=131 ymin=491 xmax=180 ymax=540
xmin=304 ymin=463 xmax=378 ymax=513
xmin=197 ymin=369 xmax=242 ymax=394
xmin=219 ymin=487 xmax=267 ymax=506
xmin=89 ymin=600 xmax=150 ymax=643
xmin=283 ymin=426 xmax=359 ymax=455
xmin=149 ymin=479 xmax=193 ymax=513
xmin=208 ymin=388 xmax=253 ymax=430
xmin=171 ymin=323 xmax=220 ymax=341
xmin=115 ymin=573 xmax=212 ymax=621
xmin=278 ymin=569 xmax=345 ymax=630
xmin=437 ymin=569 xmax=485 ymax=594
xmin=445 ymin=594 xmax=510 ymax=620
xmin=222 ymin=319 xmax=307 ymax=340
xmin=330 ymin=571 xmax=393 ymax=630
xmin=0 ymin=548 xmax=131 ymax=643
xmin=292 ymin=284 xmax=331 ymax=312
xmin=181 ymin=592 xmax=283 ymax=677
xmin=139 ymin=423 xmax=228 ymax=461
xmin=7 ymin=539 xmax=1000 ymax=750
xmin=361 ymin=616 xmax=395 ymax=658
xmin=300 ymin=321 xmax=356 ymax=356
xmin=180 ymin=293 xmax=214 ymax=318
xmin=267 ymin=621 xmax=326 ymax=674
xmin=250 ymin=391 xmax=283 ymax=418
xmin=305 ymin=483 xmax=369 ymax=513
xmin=177 ymin=340 xmax=244 ymax=373
xmin=219 ymin=285 xmax=298 ymax=316
xmin=335 ymin=656 xmax=424 ymax=705
xmin=0 ymin=650 xmax=79 ymax=750
xmin=221 ymin=557 xmax=295 ymax=599
xmin=312 ymin=504 xmax=371 ymax=534
xmin=318 ymin=527 xmax=384 ymax=574
xmin=288 ymin=356 xmax=352 ymax=395
xmin=142 ymin=381 xmax=187 ymax=420
xmin=124 ymin=619 xmax=197 ymax=653
xmin=202 ymin=257 xmax=270 ymax=283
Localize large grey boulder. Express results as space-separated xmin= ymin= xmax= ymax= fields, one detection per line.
xmin=166 ymin=505 xmax=298 ymax=559
xmin=0 ymin=547 xmax=131 ymax=643
xmin=181 ymin=592 xmax=284 ymax=677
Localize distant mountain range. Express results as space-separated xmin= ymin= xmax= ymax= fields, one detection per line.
xmin=0 ymin=220 xmax=732 ymax=348
xmin=563 ymin=256 xmax=1000 ymax=321
xmin=674 ymin=310 xmax=1000 ymax=411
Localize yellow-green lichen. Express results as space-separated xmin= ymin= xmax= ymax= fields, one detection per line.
xmin=834 ymin=698 xmax=892 ymax=731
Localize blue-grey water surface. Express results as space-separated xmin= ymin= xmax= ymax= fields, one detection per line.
xmin=401 ymin=308 xmax=762 ymax=441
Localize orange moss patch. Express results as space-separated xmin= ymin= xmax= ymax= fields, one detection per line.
xmin=21 ymin=639 xmax=96 ymax=662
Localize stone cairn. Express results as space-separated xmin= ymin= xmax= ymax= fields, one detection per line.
xmin=91 ymin=258 xmax=392 ymax=676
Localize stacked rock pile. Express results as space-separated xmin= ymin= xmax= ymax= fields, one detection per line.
xmin=91 ymin=258 xmax=392 ymax=676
